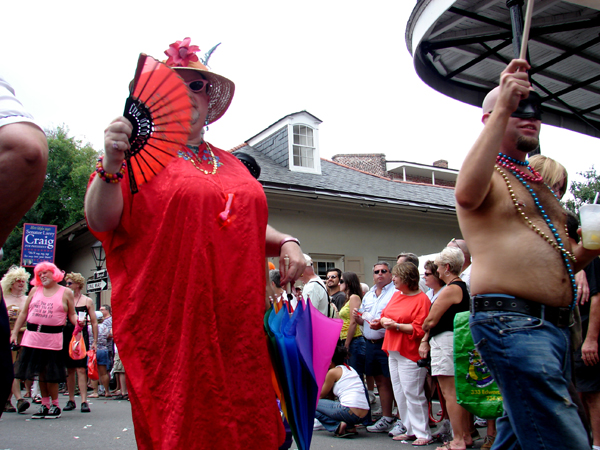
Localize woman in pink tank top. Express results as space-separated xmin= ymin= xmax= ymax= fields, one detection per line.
xmin=11 ymin=262 xmax=76 ymax=419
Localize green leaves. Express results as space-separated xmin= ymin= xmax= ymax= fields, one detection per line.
xmin=0 ymin=126 xmax=99 ymax=272
xmin=565 ymin=166 xmax=600 ymax=216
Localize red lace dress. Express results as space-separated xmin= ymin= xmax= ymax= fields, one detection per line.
xmin=88 ymin=143 xmax=283 ymax=449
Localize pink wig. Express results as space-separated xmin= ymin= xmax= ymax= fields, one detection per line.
xmin=31 ymin=262 xmax=65 ymax=286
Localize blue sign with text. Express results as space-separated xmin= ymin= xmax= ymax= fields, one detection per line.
xmin=21 ymin=223 xmax=57 ymax=267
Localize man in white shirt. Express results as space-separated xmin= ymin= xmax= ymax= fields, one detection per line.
xmin=300 ymin=254 xmax=329 ymax=316
xmin=354 ymin=262 xmax=399 ymax=434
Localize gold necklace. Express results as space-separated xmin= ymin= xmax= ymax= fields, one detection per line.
xmin=185 ymin=142 xmax=219 ymax=175
xmin=495 ymin=165 xmax=576 ymax=263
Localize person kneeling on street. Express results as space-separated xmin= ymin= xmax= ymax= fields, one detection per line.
xmin=315 ymin=345 xmax=370 ymax=438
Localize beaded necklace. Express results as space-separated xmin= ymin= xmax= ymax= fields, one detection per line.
xmin=495 ymin=153 xmax=577 ymax=308
xmin=177 ymin=142 xmax=222 ymax=175
xmin=495 ymin=153 xmax=543 ymax=183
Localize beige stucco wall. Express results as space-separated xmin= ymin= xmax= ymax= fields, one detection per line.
xmin=264 ymin=191 xmax=460 ymax=284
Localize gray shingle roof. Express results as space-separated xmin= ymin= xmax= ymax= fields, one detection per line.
xmin=234 ymin=145 xmax=457 ymax=212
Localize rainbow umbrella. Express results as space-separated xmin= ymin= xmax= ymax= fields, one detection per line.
xmin=266 ymin=298 xmax=342 ymax=450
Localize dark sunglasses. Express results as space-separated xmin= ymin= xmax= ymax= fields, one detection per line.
xmin=373 ymin=269 xmax=389 ymax=274
xmin=326 ymin=275 xmax=338 ymax=279
xmin=512 ymin=91 xmax=542 ymax=120
xmin=424 ymin=272 xmax=433 ymax=277
xmin=66 ymin=281 xmax=73 ymax=286
xmin=186 ymin=79 xmax=211 ymax=94
xmin=489 ymin=91 xmax=542 ymax=121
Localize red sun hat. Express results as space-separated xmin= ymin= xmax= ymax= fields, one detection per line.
xmin=164 ymin=37 xmax=235 ymax=125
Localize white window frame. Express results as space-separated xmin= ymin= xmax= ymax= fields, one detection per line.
xmin=311 ymin=254 xmax=344 ymax=281
xmin=292 ymin=124 xmax=316 ymax=169
xmin=287 ymin=115 xmax=321 ymax=174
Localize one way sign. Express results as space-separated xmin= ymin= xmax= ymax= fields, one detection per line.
xmin=87 ymin=278 xmax=108 ymax=293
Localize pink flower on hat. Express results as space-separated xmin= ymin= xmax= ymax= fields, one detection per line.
xmin=164 ymin=37 xmax=201 ymax=67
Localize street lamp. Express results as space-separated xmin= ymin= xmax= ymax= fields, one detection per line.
xmin=91 ymin=240 xmax=106 ymax=310
xmin=91 ymin=240 xmax=106 ymax=270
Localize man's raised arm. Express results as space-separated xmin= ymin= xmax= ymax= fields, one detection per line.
xmin=455 ymin=59 xmax=531 ymax=211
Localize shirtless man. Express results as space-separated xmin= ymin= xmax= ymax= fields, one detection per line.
xmin=455 ymin=59 xmax=600 ymax=450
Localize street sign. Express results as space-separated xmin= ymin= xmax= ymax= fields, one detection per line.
xmin=94 ymin=269 xmax=108 ymax=279
xmin=21 ymin=223 xmax=57 ymax=267
xmin=87 ymin=278 xmax=108 ymax=293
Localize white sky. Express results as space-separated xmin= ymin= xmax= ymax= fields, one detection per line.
xmin=2 ymin=0 xmax=597 ymax=190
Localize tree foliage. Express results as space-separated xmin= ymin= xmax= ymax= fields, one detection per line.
xmin=565 ymin=166 xmax=600 ymax=215
xmin=1 ymin=126 xmax=98 ymax=273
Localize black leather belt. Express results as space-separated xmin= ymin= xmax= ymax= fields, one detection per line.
xmin=365 ymin=338 xmax=384 ymax=344
xmin=26 ymin=322 xmax=64 ymax=334
xmin=472 ymin=295 xmax=572 ymax=328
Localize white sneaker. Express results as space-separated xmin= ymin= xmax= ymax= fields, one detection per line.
xmin=313 ymin=418 xmax=325 ymax=431
xmin=474 ymin=416 xmax=487 ymax=427
xmin=432 ymin=419 xmax=452 ymax=438
xmin=388 ymin=420 xmax=407 ymax=437
xmin=367 ymin=417 xmax=395 ymax=433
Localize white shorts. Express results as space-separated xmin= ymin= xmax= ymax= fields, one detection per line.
xmin=430 ymin=331 xmax=454 ymax=377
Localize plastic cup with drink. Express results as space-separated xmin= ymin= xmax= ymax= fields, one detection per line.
xmin=580 ymin=193 xmax=600 ymax=250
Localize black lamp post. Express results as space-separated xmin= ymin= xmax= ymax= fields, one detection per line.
xmin=91 ymin=240 xmax=106 ymax=310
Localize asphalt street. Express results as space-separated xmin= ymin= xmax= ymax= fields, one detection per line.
xmin=1 ymin=396 xmax=485 ymax=449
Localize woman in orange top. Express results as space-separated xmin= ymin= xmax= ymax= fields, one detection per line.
xmin=381 ymin=262 xmax=432 ymax=446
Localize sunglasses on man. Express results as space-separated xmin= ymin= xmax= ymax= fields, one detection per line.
xmin=373 ymin=269 xmax=388 ymax=274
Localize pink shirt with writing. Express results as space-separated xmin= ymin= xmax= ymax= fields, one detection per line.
xmin=21 ymin=285 xmax=67 ymax=350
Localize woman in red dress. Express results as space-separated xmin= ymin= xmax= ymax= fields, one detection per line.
xmin=85 ymin=38 xmax=305 ymax=449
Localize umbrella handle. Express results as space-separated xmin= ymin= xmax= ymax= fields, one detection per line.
xmin=284 ymin=255 xmax=291 ymax=294
xmin=520 ymin=0 xmax=534 ymax=61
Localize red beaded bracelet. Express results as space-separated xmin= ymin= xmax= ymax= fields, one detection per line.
xmin=96 ymin=156 xmax=126 ymax=183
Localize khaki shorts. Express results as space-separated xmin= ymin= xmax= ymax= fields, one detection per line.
xmin=113 ymin=355 xmax=125 ymax=373
xmin=430 ymin=331 xmax=454 ymax=377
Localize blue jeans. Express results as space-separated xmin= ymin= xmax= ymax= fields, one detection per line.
xmin=315 ymin=399 xmax=364 ymax=433
xmin=347 ymin=336 xmax=366 ymax=380
xmin=469 ymin=311 xmax=588 ymax=450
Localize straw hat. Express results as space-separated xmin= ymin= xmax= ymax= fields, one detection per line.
xmin=163 ymin=38 xmax=235 ymax=125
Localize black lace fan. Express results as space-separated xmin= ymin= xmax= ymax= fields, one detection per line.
xmin=123 ymin=54 xmax=193 ymax=194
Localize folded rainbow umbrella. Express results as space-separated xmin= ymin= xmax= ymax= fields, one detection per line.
xmin=266 ymin=297 xmax=342 ymax=450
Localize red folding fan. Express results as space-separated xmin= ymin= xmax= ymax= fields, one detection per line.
xmin=123 ymin=54 xmax=193 ymax=194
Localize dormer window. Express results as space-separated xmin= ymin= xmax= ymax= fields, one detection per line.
xmin=244 ymin=111 xmax=322 ymax=175
xmin=292 ymin=125 xmax=315 ymax=169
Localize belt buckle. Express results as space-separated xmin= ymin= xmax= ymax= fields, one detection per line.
xmin=557 ymin=308 xmax=572 ymax=328
xmin=36 ymin=324 xmax=42 ymax=332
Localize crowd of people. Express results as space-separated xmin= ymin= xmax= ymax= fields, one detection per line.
xmin=2 ymin=265 xmax=126 ymax=418
xmin=309 ymin=244 xmax=483 ymax=449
